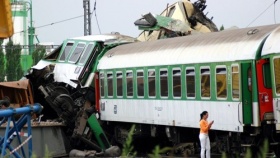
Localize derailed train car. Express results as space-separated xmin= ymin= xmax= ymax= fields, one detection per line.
xmin=24 ymin=23 xmax=280 ymax=157
xmin=95 ymin=24 xmax=280 ymax=156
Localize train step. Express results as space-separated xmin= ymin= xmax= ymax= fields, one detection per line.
xmin=266 ymin=152 xmax=276 ymax=158
xmin=240 ymin=144 xmax=255 ymax=147
xmin=270 ymin=142 xmax=279 ymax=146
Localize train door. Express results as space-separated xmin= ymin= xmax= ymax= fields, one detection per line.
xmin=241 ymin=63 xmax=253 ymax=124
xmin=256 ymin=59 xmax=273 ymax=121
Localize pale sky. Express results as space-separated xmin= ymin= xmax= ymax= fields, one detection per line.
xmin=31 ymin=0 xmax=280 ymax=44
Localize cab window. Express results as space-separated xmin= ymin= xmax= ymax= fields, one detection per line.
xmin=69 ymin=43 xmax=85 ymax=63
xmin=59 ymin=42 xmax=73 ymax=61
xmin=79 ymin=44 xmax=95 ymax=64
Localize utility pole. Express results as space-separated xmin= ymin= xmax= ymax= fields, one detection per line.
xmin=27 ymin=0 xmax=35 ymax=55
xmin=83 ymin=0 xmax=92 ymax=36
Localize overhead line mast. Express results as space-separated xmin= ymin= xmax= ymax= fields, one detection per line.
xmin=83 ymin=0 xmax=92 ymax=36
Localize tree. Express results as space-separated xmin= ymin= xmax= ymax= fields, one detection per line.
xmin=220 ymin=25 xmax=224 ymax=31
xmin=32 ymin=45 xmax=46 ymax=65
xmin=5 ymin=40 xmax=23 ymax=81
xmin=0 ymin=40 xmax=5 ymax=81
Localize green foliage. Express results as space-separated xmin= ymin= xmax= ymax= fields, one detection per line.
xmin=32 ymin=145 xmax=52 ymax=158
xmin=32 ymin=45 xmax=46 ymax=66
xmin=148 ymin=145 xmax=172 ymax=158
xmin=220 ymin=25 xmax=225 ymax=31
xmin=43 ymin=145 xmax=53 ymax=158
xmin=244 ymin=148 xmax=252 ymax=158
xmin=121 ymin=124 xmax=137 ymax=157
xmin=5 ymin=40 xmax=23 ymax=81
xmin=221 ymin=138 xmax=270 ymax=158
xmin=0 ymin=40 xmax=5 ymax=81
xmin=221 ymin=152 xmax=227 ymax=158
xmin=257 ymin=139 xmax=268 ymax=158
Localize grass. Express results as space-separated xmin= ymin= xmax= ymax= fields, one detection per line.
xmin=121 ymin=125 xmax=272 ymax=158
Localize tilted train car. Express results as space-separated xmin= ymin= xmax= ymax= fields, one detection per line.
xmin=25 ymin=34 xmax=137 ymax=151
xmin=96 ymin=24 xmax=280 ymax=155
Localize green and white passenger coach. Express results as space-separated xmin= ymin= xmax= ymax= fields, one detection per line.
xmin=97 ymin=24 xmax=280 ymax=154
xmin=28 ymin=24 xmax=280 ymax=155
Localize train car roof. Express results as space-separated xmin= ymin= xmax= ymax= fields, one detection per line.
xmin=69 ymin=33 xmax=137 ymax=45
xmin=98 ymin=24 xmax=280 ymax=70
xmin=262 ymin=25 xmax=280 ymax=56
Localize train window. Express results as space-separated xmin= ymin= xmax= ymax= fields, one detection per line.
xmin=263 ymin=63 xmax=272 ymax=88
xmin=201 ymin=68 xmax=211 ymax=98
xmin=137 ymin=71 xmax=144 ymax=97
xmin=116 ymin=72 xmax=123 ymax=97
xmin=186 ymin=68 xmax=195 ymax=98
xmin=107 ymin=73 xmax=113 ymax=97
xmin=216 ymin=67 xmax=227 ymax=98
xmin=160 ymin=70 xmax=168 ymax=97
xmin=79 ymin=44 xmax=94 ymax=64
xmin=59 ymin=42 xmax=74 ymax=61
xmin=100 ymin=72 xmax=105 ymax=97
xmin=232 ymin=66 xmax=240 ymax=99
xmin=273 ymin=58 xmax=280 ymax=94
xmin=69 ymin=43 xmax=86 ymax=63
xmin=126 ymin=71 xmax=133 ymax=97
xmin=148 ymin=70 xmax=156 ymax=97
xmin=173 ymin=69 xmax=181 ymax=97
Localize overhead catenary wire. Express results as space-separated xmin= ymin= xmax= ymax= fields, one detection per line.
xmin=91 ymin=0 xmax=101 ymax=34
xmin=247 ymin=0 xmax=278 ymax=27
xmin=14 ymin=14 xmax=84 ymax=35
xmin=14 ymin=0 xmax=102 ymax=35
xmin=274 ymin=0 xmax=278 ymax=24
